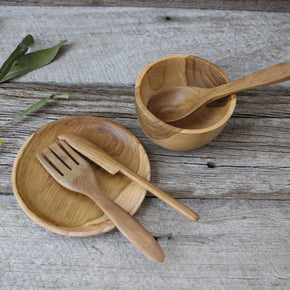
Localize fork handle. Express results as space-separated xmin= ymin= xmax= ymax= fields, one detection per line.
xmin=90 ymin=192 xmax=165 ymax=263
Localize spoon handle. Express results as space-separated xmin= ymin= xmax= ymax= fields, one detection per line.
xmin=204 ymin=62 xmax=290 ymax=103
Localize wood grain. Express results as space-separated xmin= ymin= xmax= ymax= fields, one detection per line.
xmin=1 ymin=84 xmax=289 ymax=199
xmin=0 ymin=0 xmax=289 ymax=12
xmin=135 ymin=55 xmax=237 ymax=150
xmin=12 ymin=116 xmax=152 ymax=237
xmin=148 ymin=61 xmax=290 ymax=122
xmin=59 ymin=133 xmax=199 ymax=222
xmin=1 ymin=195 xmax=289 ymax=288
xmin=35 ymin=136 xmax=164 ymax=262
xmin=0 ymin=7 xmax=289 ymax=87
xmin=0 ymin=5 xmax=289 ymax=287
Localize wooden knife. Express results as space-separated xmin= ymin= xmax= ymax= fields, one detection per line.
xmin=58 ymin=133 xmax=199 ymax=222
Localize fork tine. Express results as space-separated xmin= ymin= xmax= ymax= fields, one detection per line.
xmin=50 ymin=143 xmax=76 ymax=169
xmin=42 ymin=147 xmax=70 ymax=175
xmin=59 ymin=140 xmax=85 ymax=164
xmin=37 ymin=153 xmax=64 ymax=178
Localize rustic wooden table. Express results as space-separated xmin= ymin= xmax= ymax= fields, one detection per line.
xmin=0 ymin=2 xmax=289 ymax=289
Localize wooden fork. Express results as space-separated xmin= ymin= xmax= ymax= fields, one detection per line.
xmin=36 ymin=140 xmax=165 ymax=263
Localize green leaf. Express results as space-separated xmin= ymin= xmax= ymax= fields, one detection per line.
xmin=0 ymin=35 xmax=34 ymax=82
xmin=2 ymin=93 xmax=69 ymax=126
xmin=0 ymin=40 xmax=66 ymax=83
xmin=52 ymin=93 xmax=70 ymax=100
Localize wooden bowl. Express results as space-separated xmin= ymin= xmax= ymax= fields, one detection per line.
xmin=135 ymin=55 xmax=237 ymax=151
xmin=12 ymin=116 xmax=150 ymax=236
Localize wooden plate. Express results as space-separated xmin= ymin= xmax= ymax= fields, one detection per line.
xmin=12 ymin=116 xmax=150 ymax=236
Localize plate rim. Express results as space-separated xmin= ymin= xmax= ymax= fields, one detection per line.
xmin=12 ymin=116 xmax=151 ymax=237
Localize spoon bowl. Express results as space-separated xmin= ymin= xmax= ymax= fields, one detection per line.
xmin=147 ymin=86 xmax=203 ymax=122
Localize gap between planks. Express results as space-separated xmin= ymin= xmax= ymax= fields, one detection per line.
xmin=0 ymin=0 xmax=289 ymax=12
xmin=1 ymin=193 xmax=290 ymax=202
xmin=1 ymin=82 xmax=289 ymax=95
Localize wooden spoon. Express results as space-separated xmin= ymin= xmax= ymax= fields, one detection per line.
xmin=147 ymin=62 xmax=290 ymax=123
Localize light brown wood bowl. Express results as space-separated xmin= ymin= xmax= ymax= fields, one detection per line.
xmin=135 ymin=55 xmax=237 ymax=151
xmin=12 ymin=116 xmax=150 ymax=236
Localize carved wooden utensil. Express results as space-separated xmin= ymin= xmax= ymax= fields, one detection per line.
xmin=58 ymin=133 xmax=199 ymax=222
xmin=37 ymin=140 xmax=165 ymax=263
xmin=148 ymin=62 xmax=290 ymax=122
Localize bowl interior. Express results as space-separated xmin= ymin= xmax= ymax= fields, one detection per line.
xmin=139 ymin=55 xmax=235 ymax=130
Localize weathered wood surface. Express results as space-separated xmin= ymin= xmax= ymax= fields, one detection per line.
xmin=1 ymin=195 xmax=289 ymax=288
xmin=0 ymin=0 xmax=290 ymax=12
xmin=0 ymin=5 xmax=289 ymax=289
xmin=0 ymin=7 xmax=289 ymax=88
xmin=1 ymin=84 xmax=289 ymax=199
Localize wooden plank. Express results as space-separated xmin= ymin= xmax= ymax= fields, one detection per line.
xmin=0 ymin=6 xmax=289 ymax=87
xmin=0 ymin=0 xmax=289 ymax=12
xmin=1 ymin=84 xmax=289 ymax=199
xmin=0 ymin=195 xmax=289 ymax=288
xmin=1 ymin=83 xmax=290 ymax=118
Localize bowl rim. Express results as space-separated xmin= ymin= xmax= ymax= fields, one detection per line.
xmin=135 ymin=54 xmax=237 ymax=134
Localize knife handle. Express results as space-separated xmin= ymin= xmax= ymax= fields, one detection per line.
xmin=120 ymin=166 xmax=199 ymax=222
